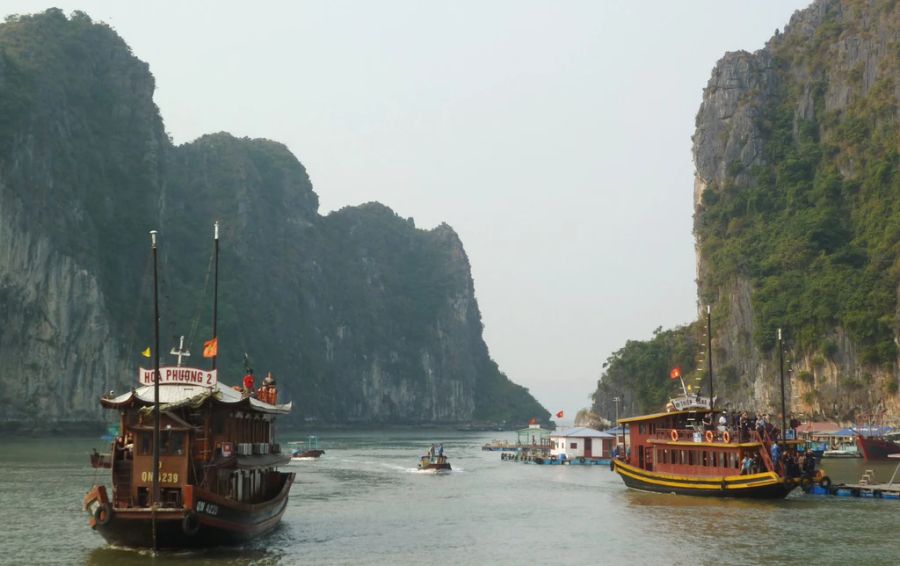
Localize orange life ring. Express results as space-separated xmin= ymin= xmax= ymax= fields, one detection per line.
xmin=670 ymin=429 xmax=679 ymax=442
xmin=722 ymin=431 xmax=731 ymax=443
xmin=705 ymin=430 xmax=714 ymax=443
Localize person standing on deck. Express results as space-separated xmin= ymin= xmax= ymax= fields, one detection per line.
xmin=243 ymin=368 xmax=256 ymax=397
xmin=741 ymin=455 xmax=752 ymax=475
xmin=771 ymin=442 xmax=782 ymax=473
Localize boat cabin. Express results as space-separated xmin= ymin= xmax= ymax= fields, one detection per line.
xmin=620 ymin=409 xmax=784 ymax=477
xmin=99 ymin=379 xmax=292 ymax=510
xmin=550 ymin=427 xmax=615 ymax=461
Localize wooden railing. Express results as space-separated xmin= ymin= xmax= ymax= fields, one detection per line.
xmin=653 ymin=428 xmax=737 ymax=443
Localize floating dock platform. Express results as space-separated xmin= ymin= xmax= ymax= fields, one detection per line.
xmin=807 ymin=482 xmax=900 ymax=499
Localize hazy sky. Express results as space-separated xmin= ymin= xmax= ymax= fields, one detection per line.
xmin=6 ymin=0 xmax=811 ymax=420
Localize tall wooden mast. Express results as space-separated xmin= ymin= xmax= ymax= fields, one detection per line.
xmin=150 ymin=229 xmax=160 ymax=552
xmin=212 ymin=221 xmax=219 ymax=370
xmin=778 ymin=328 xmax=787 ymax=444
xmin=706 ymin=305 xmax=714 ymax=407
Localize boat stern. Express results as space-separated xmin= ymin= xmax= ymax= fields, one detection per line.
xmin=83 ymin=484 xmax=111 ymax=529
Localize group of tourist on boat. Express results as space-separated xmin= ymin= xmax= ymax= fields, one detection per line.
xmin=693 ymin=409 xmax=802 ymax=445
xmin=232 ymin=368 xmax=279 ymax=404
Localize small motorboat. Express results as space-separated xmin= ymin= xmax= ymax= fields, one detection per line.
xmin=418 ymin=455 xmax=451 ymax=471
xmin=418 ymin=444 xmax=450 ymax=471
xmin=291 ymin=435 xmax=325 ymax=460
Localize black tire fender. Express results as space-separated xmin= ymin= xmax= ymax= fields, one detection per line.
xmin=182 ymin=511 xmax=201 ymax=536
xmin=579 ymin=457 xmax=586 ymax=464
xmin=94 ymin=502 xmax=113 ymax=526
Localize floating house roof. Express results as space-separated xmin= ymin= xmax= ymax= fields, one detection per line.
xmin=551 ymin=427 xmax=615 ymax=439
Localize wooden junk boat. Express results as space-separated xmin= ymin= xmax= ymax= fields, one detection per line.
xmin=84 ymin=377 xmax=294 ymax=548
xmin=611 ymin=313 xmax=809 ymax=499
xmin=612 ymin=398 xmax=802 ymax=498
xmin=83 ymin=225 xmax=295 ymax=549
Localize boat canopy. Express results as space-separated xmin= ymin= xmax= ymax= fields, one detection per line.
xmin=618 ymin=408 xmax=716 ymax=425
xmin=101 ymin=383 xmax=292 ymax=415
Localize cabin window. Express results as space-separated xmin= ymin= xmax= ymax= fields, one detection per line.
xmin=570 ymin=442 xmax=577 ymax=449
xmin=711 ymin=452 xmax=718 ymax=467
xmin=213 ymin=413 xmax=225 ymax=435
xmin=138 ymin=433 xmax=152 ymax=456
xmin=161 ymin=431 xmax=185 ymax=456
xmin=688 ymin=450 xmax=696 ymax=466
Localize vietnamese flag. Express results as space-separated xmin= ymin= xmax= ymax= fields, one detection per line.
xmin=202 ymin=337 xmax=218 ymax=358
xmin=670 ymin=367 xmax=681 ymax=380
xmin=556 ymin=410 xmax=564 ymax=418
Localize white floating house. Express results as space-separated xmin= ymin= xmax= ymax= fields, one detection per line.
xmin=550 ymin=427 xmax=616 ymax=462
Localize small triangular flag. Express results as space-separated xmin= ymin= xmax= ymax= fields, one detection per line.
xmin=141 ymin=347 xmax=151 ymax=358
xmin=203 ymin=337 xmax=218 ymax=358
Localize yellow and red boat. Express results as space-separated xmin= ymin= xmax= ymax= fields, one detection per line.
xmin=612 ymin=401 xmax=802 ymax=499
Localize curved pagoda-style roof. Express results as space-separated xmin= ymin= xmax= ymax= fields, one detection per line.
xmin=101 ymin=383 xmax=292 ymax=415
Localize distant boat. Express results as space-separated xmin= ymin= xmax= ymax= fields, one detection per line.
xmin=855 ymin=427 xmax=900 ymax=461
xmin=291 ymin=435 xmax=325 ymax=460
xmin=418 ymin=446 xmax=451 ymax=471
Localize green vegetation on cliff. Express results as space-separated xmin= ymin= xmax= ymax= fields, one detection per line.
xmin=592 ymin=0 xmax=898 ymax=419
xmin=0 ymin=10 xmax=548 ymax=427
xmin=696 ymin=3 xmax=899 ymax=361
xmin=592 ymin=326 xmax=700 ymax=419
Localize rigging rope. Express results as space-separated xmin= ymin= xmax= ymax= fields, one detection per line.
xmin=186 ymin=249 xmax=215 ymax=352
xmin=123 ymin=253 xmax=153 ymax=367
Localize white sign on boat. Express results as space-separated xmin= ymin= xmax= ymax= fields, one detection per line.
xmin=670 ymin=395 xmax=712 ymax=411
xmin=139 ymin=366 xmax=218 ymax=387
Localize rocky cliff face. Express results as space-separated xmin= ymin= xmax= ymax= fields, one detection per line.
xmin=0 ymin=10 xmax=548 ymax=430
xmin=692 ymin=0 xmax=899 ymax=420
xmin=593 ymin=0 xmax=898 ymax=423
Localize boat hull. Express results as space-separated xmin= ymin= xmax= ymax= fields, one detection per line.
xmin=291 ymin=449 xmax=324 ymax=460
xmin=613 ymin=461 xmax=796 ymax=499
xmin=418 ymin=463 xmax=451 ymax=471
xmin=85 ymin=472 xmax=295 ymax=549
xmin=856 ymin=436 xmax=900 ymax=461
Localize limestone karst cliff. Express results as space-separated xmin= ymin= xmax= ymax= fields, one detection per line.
xmin=0 ymin=10 xmax=548 ymax=430
xmin=593 ymin=0 xmax=898 ymax=422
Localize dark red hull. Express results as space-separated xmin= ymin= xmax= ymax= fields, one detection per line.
xmin=86 ymin=473 xmax=294 ymax=549
xmin=292 ymin=449 xmax=324 ymax=459
xmin=856 ymin=436 xmax=900 ymax=461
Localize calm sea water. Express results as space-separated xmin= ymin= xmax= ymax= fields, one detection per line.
xmin=1 ymin=430 xmax=899 ymax=566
